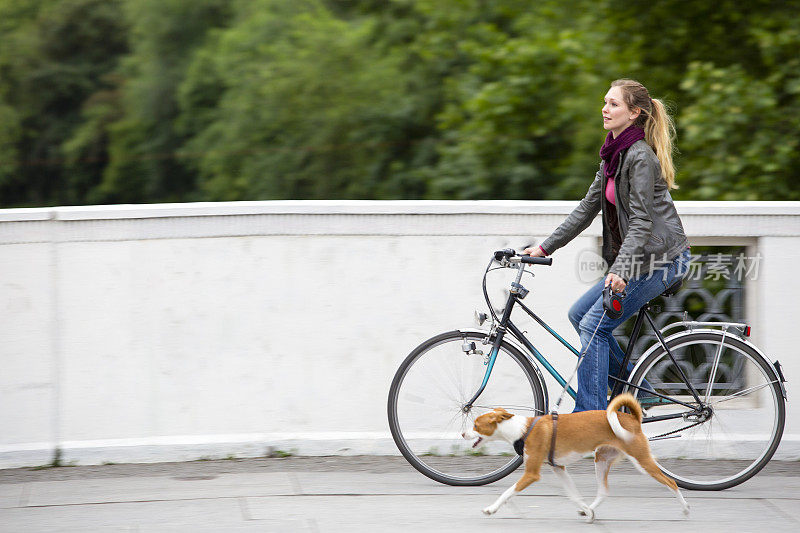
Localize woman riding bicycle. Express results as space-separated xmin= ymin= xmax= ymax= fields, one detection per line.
xmin=525 ymin=79 xmax=691 ymax=412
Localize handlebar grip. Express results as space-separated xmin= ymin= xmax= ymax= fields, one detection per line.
xmin=520 ymin=256 xmax=552 ymax=266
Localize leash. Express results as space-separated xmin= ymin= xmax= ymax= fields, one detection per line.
xmin=546 ymin=285 xmax=624 ymax=466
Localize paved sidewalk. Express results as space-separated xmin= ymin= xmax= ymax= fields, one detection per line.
xmin=1 ymin=457 xmax=799 ymax=532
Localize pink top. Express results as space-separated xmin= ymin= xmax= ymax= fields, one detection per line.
xmin=605 ymin=176 xmax=616 ymax=205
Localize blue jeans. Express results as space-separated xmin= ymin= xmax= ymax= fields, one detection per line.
xmin=569 ymin=249 xmax=691 ymax=412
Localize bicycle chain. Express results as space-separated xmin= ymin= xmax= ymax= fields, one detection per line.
xmin=649 ymin=418 xmax=705 ymax=440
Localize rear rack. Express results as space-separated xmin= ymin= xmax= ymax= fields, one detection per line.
xmin=660 ymin=311 xmax=750 ymax=338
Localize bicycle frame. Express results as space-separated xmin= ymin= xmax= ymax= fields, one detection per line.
xmin=464 ymin=265 xmax=705 ymax=425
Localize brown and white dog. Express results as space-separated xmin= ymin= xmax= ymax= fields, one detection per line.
xmin=462 ymin=394 xmax=689 ymax=522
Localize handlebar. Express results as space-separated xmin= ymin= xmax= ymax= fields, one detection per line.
xmin=493 ymin=249 xmax=553 ymax=266
xmin=482 ymin=249 xmax=551 ymax=324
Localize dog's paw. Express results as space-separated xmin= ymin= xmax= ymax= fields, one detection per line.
xmin=482 ymin=506 xmax=496 ymax=516
xmin=579 ymin=507 xmax=595 ymax=523
xmin=682 ymin=504 xmax=690 ymax=517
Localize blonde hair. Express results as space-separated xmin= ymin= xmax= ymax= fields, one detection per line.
xmin=610 ymin=79 xmax=677 ymax=189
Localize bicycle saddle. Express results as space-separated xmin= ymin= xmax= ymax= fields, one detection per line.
xmin=661 ymin=278 xmax=684 ymax=297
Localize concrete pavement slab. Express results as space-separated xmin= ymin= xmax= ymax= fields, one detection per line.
xmin=588 ymin=519 xmax=798 ymax=533
xmin=703 ymin=475 xmax=800 ymax=498
xmin=0 ymin=483 xmax=23 ymax=509
xmin=765 ymin=498 xmax=800 ymax=523
xmin=138 ymin=518 xmax=313 ymax=533
xmin=550 ymin=471 xmax=800 ymax=500
xmin=24 ymin=472 xmax=294 ymax=506
xmin=292 ymin=469 xmax=800 ymax=500
xmin=244 ymin=494 xmax=607 ymax=531
xmin=0 ymin=498 xmax=246 ymax=532
xmin=291 ymin=471 xmax=502 ymax=495
xmin=244 ymin=493 xmax=796 ymax=532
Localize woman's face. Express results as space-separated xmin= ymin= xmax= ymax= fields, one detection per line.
xmin=603 ymin=86 xmax=639 ymax=137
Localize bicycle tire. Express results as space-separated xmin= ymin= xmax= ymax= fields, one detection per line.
xmin=388 ymin=330 xmax=547 ymax=486
xmin=626 ymin=331 xmax=785 ymax=491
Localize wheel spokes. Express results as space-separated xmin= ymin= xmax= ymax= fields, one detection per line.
xmin=710 ymin=380 xmax=777 ymax=406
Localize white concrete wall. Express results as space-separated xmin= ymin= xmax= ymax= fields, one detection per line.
xmin=0 ymin=201 xmax=798 ymax=467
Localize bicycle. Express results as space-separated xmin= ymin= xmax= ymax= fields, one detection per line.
xmin=387 ymin=249 xmax=787 ymax=491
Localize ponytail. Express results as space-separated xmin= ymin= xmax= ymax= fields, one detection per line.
xmin=645 ymin=98 xmax=677 ymax=189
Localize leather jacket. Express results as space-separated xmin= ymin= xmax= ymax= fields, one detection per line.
xmin=540 ymin=140 xmax=689 ymax=281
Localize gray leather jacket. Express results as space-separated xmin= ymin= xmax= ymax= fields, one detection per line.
xmin=540 ymin=140 xmax=689 ymax=281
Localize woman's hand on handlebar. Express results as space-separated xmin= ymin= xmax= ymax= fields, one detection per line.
xmin=522 ymin=246 xmax=546 ymax=258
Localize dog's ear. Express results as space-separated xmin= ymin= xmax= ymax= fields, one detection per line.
xmin=492 ymin=408 xmax=513 ymax=421
xmin=487 ymin=409 xmax=513 ymax=423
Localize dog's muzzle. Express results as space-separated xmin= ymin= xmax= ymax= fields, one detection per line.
xmin=462 ymin=430 xmax=484 ymax=448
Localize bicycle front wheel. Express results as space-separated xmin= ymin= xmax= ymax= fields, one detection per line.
xmin=388 ymin=330 xmax=546 ymax=486
xmin=628 ymin=331 xmax=785 ymax=490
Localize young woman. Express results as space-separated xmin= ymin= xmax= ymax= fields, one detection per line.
xmin=524 ymin=79 xmax=690 ymax=412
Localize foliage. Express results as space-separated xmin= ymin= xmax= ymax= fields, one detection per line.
xmin=179 ymin=0 xmax=414 ymax=200
xmin=0 ymin=0 xmax=127 ymax=205
xmin=424 ymin=0 xmax=628 ymax=199
xmin=0 ymin=0 xmax=798 ymax=207
xmin=89 ymin=0 xmax=233 ymax=204
xmin=675 ymin=14 xmax=800 ymax=200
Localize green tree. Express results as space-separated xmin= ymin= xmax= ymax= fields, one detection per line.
xmin=0 ymin=0 xmax=127 ymax=206
xmin=82 ymin=0 xmax=232 ymax=204
xmin=420 ymin=0 xmax=624 ymax=199
xmin=179 ymin=0 xmax=416 ymax=200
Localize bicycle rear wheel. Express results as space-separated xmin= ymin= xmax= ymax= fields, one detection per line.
xmin=388 ymin=330 xmax=546 ymax=486
xmin=627 ymin=331 xmax=785 ymax=490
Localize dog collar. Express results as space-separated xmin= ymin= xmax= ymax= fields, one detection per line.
xmin=513 ymin=415 xmax=542 ymax=456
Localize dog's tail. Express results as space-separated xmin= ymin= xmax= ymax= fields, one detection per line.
xmin=606 ymin=393 xmax=643 ymax=444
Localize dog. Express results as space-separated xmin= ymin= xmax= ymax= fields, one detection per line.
xmin=462 ymin=393 xmax=689 ymax=522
